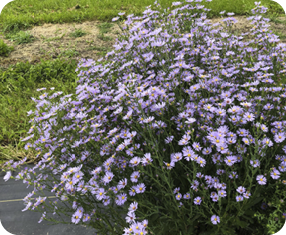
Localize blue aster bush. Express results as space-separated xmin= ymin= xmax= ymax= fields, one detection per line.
xmin=2 ymin=0 xmax=286 ymax=234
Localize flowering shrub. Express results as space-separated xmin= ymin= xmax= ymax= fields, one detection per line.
xmin=2 ymin=0 xmax=286 ymax=234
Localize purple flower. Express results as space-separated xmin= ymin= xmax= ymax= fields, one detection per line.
xmin=95 ymin=188 xmax=106 ymax=201
xmin=176 ymin=193 xmax=182 ymax=200
xmin=165 ymin=136 xmax=174 ymax=144
xmin=270 ymin=168 xmax=280 ymax=179
xmin=237 ymin=186 xmax=246 ymax=194
xmin=129 ymin=186 xmax=136 ymax=196
xmin=117 ymin=178 xmax=128 ymax=190
xmin=250 ymin=159 xmax=260 ymax=168
xmin=38 ymin=212 xmax=46 ymax=223
xmin=183 ymin=193 xmax=191 ymax=200
xmin=72 ymin=171 xmax=84 ymax=183
xmin=142 ymin=153 xmax=153 ymax=166
xmin=172 ymin=152 xmax=183 ymax=162
xmin=130 ymin=171 xmax=140 ymax=183
xmin=196 ymin=157 xmax=206 ymax=167
xmin=243 ymin=112 xmax=254 ymax=122
xmin=75 ymin=207 xmax=84 ymax=218
xmin=193 ymin=142 xmax=202 ymax=151
xmin=182 ymin=147 xmax=197 ymax=161
xmin=211 ymin=215 xmax=220 ymax=225
xmin=129 ymin=201 xmax=138 ymax=212
xmin=173 ymin=187 xmax=180 ymax=194
xmin=82 ymin=214 xmax=91 ymax=222
xmin=129 ymin=156 xmax=141 ymax=167
xmin=125 ymin=211 xmax=136 ymax=224
xmin=172 ymin=2 xmax=182 ymax=6
xmin=243 ymin=191 xmax=251 ymax=199
xmin=115 ymin=193 xmax=127 ymax=206
xmin=224 ymin=155 xmax=237 ymax=166
xmin=236 ymin=195 xmax=244 ymax=202
xmin=134 ymin=183 xmax=146 ymax=194
xmin=130 ymin=221 xmax=145 ymax=234
xmin=256 ymin=175 xmax=267 ymax=185
xmin=163 ymin=161 xmax=175 ymax=169
xmin=102 ymin=171 xmax=114 ymax=185
xmin=112 ymin=17 xmax=119 ymax=22
xmin=102 ymin=195 xmax=110 ymax=206
xmin=3 ymin=171 xmax=12 ymax=181
xmin=71 ymin=213 xmax=81 ymax=224
xmin=194 ymin=197 xmax=202 ymax=205
xmin=274 ymin=133 xmax=286 ymax=143
xmin=218 ymin=190 xmax=227 ymax=198
xmin=22 ymin=201 xmax=33 ymax=212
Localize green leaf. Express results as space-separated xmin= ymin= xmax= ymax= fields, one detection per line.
xmin=189 ymin=214 xmax=200 ymax=223
xmin=242 ymin=214 xmax=254 ymax=224
xmin=199 ymin=226 xmax=217 ymax=235
xmin=243 ymin=196 xmax=264 ymax=211
xmin=220 ymin=226 xmax=237 ymax=234
xmin=236 ymin=217 xmax=248 ymax=228
xmin=244 ymin=210 xmax=255 ymax=218
xmin=244 ymin=209 xmax=255 ymax=217
xmin=14 ymin=130 xmax=26 ymax=134
xmin=150 ymin=213 xmax=160 ymax=221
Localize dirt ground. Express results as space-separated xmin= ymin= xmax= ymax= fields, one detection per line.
xmin=0 ymin=15 xmax=286 ymax=69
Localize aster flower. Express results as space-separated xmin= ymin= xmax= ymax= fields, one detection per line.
xmin=7 ymin=2 xmax=286 ymax=234
xmin=112 ymin=17 xmax=120 ymax=22
xmin=3 ymin=171 xmax=12 ymax=182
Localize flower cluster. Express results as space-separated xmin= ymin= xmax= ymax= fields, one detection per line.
xmin=2 ymin=0 xmax=286 ymax=234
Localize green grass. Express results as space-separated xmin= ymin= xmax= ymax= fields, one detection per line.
xmin=0 ymin=0 xmax=285 ymax=172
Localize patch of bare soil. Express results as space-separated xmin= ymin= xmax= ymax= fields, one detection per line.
xmin=0 ymin=20 xmax=123 ymax=69
xmin=0 ymin=15 xmax=286 ymax=69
